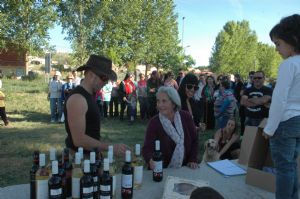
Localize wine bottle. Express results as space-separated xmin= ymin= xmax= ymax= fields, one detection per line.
xmin=90 ymin=151 xmax=99 ymax=199
xmin=30 ymin=150 xmax=39 ymax=199
xmin=94 ymin=148 xmax=103 ymax=178
xmin=133 ymin=144 xmax=143 ymax=189
xmin=153 ymin=140 xmax=163 ymax=182
xmin=58 ymin=158 xmax=66 ymax=199
xmin=48 ymin=160 xmax=63 ymax=199
xmin=108 ymin=145 xmax=116 ymax=197
xmin=121 ymin=150 xmax=133 ymax=199
xmin=100 ymin=158 xmax=112 ymax=199
xmin=63 ymin=148 xmax=72 ymax=198
xmin=72 ymin=152 xmax=82 ymax=199
xmin=36 ymin=153 xmax=50 ymax=199
xmin=80 ymin=160 xmax=94 ymax=199
xmin=47 ymin=148 xmax=57 ymax=174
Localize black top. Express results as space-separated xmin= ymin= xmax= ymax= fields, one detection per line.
xmin=65 ymin=86 xmax=100 ymax=152
xmin=181 ymin=98 xmax=201 ymax=127
xmin=243 ymin=85 xmax=272 ymax=118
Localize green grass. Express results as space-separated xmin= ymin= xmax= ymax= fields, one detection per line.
xmin=0 ymin=76 xmax=214 ymax=187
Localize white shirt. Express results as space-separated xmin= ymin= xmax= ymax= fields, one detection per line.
xmin=193 ymin=81 xmax=205 ymax=101
xmin=264 ymin=55 xmax=300 ymax=136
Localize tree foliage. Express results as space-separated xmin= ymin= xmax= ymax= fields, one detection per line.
xmin=57 ymin=0 xmax=182 ymax=71
xmin=209 ymin=20 xmax=258 ymax=77
xmin=0 ymin=0 xmax=57 ymax=55
xmin=256 ymin=42 xmax=282 ymax=78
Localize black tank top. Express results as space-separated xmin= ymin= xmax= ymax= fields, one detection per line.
xmin=64 ymin=86 xmax=100 ymax=151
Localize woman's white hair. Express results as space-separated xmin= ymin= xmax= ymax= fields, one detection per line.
xmin=156 ymin=86 xmax=181 ymax=111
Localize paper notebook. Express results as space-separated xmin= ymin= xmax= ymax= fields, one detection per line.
xmin=207 ymin=159 xmax=246 ymax=176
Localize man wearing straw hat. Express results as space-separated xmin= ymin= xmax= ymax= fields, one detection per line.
xmin=64 ymin=55 xmax=128 ymax=155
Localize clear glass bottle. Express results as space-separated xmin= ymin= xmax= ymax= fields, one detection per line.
xmin=121 ymin=150 xmax=133 ymax=199
xmin=36 ymin=153 xmax=50 ymax=199
xmin=108 ymin=145 xmax=117 ymax=197
xmin=72 ymin=152 xmax=82 ymax=199
xmin=133 ymin=144 xmax=143 ymax=189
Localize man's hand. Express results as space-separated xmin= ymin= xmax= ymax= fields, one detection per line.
xmin=262 ymin=131 xmax=271 ymax=139
xmin=113 ymin=143 xmax=129 ymax=156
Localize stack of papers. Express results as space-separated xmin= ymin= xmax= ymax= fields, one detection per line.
xmin=207 ymin=159 xmax=246 ymax=176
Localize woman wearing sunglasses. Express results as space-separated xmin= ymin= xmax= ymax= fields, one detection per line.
xmin=178 ymin=73 xmax=204 ymax=132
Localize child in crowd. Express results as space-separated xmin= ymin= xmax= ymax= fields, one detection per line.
xmin=0 ymin=88 xmax=9 ymax=126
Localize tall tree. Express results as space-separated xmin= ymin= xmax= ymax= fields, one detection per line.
xmin=209 ymin=20 xmax=257 ymax=77
xmin=0 ymin=0 xmax=57 ymax=72
xmin=256 ymin=42 xmax=282 ymax=78
xmin=57 ymin=0 xmax=102 ymax=65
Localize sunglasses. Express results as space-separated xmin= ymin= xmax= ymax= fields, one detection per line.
xmin=186 ymin=84 xmax=199 ymax=91
xmin=99 ymin=74 xmax=109 ymax=82
xmin=253 ymin=77 xmax=263 ymax=80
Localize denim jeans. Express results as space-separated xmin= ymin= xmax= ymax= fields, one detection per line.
xmin=50 ymin=98 xmax=62 ymax=121
xmin=269 ymin=115 xmax=300 ymax=199
xmin=138 ymin=96 xmax=148 ymax=119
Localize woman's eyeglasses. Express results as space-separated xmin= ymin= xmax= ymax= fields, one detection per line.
xmin=186 ymin=84 xmax=199 ymax=91
xmin=253 ymin=77 xmax=263 ymax=80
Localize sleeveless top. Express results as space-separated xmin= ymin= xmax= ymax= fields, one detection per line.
xmin=65 ymin=86 xmax=100 ymax=151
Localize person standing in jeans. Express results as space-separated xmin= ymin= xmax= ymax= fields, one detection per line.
xmin=263 ymin=14 xmax=300 ymax=199
xmin=137 ymin=73 xmax=148 ymax=120
xmin=48 ymin=71 xmax=63 ymax=123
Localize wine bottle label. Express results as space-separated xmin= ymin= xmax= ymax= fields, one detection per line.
xmin=112 ymin=175 xmax=116 ymax=195
xmin=72 ymin=177 xmax=80 ymax=198
xmin=100 ymin=185 xmax=111 ymax=191
xmin=83 ymin=186 xmax=93 ymax=194
xmin=121 ymin=174 xmax=133 ymax=188
xmin=134 ymin=166 xmax=143 ymax=184
xmin=154 ymin=161 xmax=163 ymax=172
xmin=50 ymin=188 xmax=62 ymax=196
xmin=36 ymin=179 xmax=48 ymax=199
xmin=100 ymin=196 xmax=111 ymax=199
xmin=93 ymin=176 xmax=98 ymax=182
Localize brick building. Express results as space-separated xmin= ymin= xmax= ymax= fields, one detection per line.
xmin=0 ymin=49 xmax=27 ymax=77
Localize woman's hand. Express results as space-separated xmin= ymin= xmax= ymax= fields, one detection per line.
xmin=262 ymin=131 xmax=271 ymax=140
xmin=187 ymin=162 xmax=199 ymax=169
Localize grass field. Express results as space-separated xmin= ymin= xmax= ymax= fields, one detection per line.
xmin=0 ymin=76 xmax=213 ymax=187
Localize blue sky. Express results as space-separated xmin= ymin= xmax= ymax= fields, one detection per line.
xmin=48 ymin=0 xmax=300 ymax=66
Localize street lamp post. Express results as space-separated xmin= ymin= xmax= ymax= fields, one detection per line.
xmin=182 ymin=17 xmax=185 ymax=48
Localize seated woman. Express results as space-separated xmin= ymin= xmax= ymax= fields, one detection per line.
xmin=214 ymin=118 xmax=240 ymax=160
xmin=142 ymin=86 xmax=199 ymax=169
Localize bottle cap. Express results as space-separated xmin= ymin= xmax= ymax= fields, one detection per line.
xmin=52 ymin=160 xmax=58 ymax=174
xmin=84 ymin=160 xmax=90 ymax=173
xmin=135 ymin=144 xmax=140 ymax=155
xmin=108 ymin=150 xmax=113 ymax=163
xmin=125 ymin=150 xmax=131 ymax=162
xmin=78 ymin=147 xmax=83 ymax=160
xmin=39 ymin=153 xmax=45 ymax=166
xmin=103 ymin=158 xmax=109 ymax=171
xmin=155 ymin=140 xmax=160 ymax=151
xmin=108 ymin=145 xmax=113 ymax=153
xmin=90 ymin=152 xmax=96 ymax=164
xmin=75 ymin=152 xmax=81 ymax=165
xmin=49 ymin=148 xmax=56 ymax=161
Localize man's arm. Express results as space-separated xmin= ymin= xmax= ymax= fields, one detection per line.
xmin=240 ymin=95 xmax=256 ymax=107
xmin=247 ymin=95 xmax=271 ymax=105
xmin=67 ymin=94 xmax=108 ymax=152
